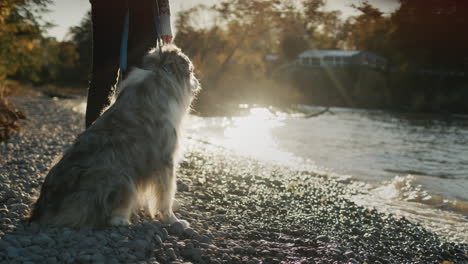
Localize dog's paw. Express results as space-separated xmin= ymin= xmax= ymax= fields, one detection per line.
xmin=178 ymin=219 xmax=190 ymax=229
xmin=159 ymin=211 xmax=177 ymax=224
xmin=109 ymin=216 xmax=130 ymax=226
xmin=172 ymin=199 xmax=181 ymax=212
xmin=159 ymin=211 xmax=190 ymax=229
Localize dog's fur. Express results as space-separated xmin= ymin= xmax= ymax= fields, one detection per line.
xmin=30 ymin=45 xmax=200 ymax=229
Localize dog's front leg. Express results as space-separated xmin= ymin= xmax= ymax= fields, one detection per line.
xmin=156 ymin=165 xmax=189 ymax=228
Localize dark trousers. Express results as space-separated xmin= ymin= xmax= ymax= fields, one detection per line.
xmin=86 ymin=0 xmax=159 ymax=128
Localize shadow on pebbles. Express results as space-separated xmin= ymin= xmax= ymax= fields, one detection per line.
xmin=0 ymin=96 xmax=467 ymax=264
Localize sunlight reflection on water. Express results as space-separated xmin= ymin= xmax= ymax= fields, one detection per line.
xmin=71 ymin=101 xmax=87 ymax=114
xmin=188 ymin=107 xmax=301 ymax=166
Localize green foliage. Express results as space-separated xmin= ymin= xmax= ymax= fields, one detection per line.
xmin=0 ymin=0 xmax=52 ymax=81
xmin=0 ymin=0 xmax=86 ymax=86
xmin=174 ymin=0 xmax=349 ymax=110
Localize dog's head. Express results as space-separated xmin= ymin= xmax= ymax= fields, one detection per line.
xmin=143 ymin=44 xmax=201 ymax=96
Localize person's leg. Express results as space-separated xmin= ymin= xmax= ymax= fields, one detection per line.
xmin=86 ymin=0 xmax=126 ymax=128
xmin=126 ymin=0 xmax=158 ymax=71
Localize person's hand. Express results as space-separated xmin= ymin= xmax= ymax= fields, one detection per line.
xmin=161 ymin=35 xmax=173 ymax=44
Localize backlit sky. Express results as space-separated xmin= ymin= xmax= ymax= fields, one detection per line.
xmin=46 ymin=0 xmax=399 ymax=41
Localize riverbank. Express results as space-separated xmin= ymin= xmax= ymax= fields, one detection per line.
xmin=0 ymin=96 xmax=467 ymax=263
xmin=285 ymin=67 xmax=468 ymax=115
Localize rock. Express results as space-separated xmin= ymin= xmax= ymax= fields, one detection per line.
xmin=155 ymin=234 xmax=163 ymax=245
xmin=171 ymin=222 xmax=184 ymax=236
xmin=247 ymin=247 xmax=255 ymax=254
xmin=233 ymin=247 xmax=243 ymax=254
xmin=46 ymin=257 xmax=59 ymax=264
xmin=0 ymin=240 xmax=9 ymax=250
xmin=17 ymin=237 xmax=32 ymax=247
xmin=177 ymin=182 xmax=190 ymax=192
xmin=118 ymin=247 xmax=130 ymax=255
xmin=161 ymin=228 xmax=169 ymax=240
xmin=26 ymin=245 xmax=43 ymax=254
xmin=80 ymin=237 xmax=98 ymax=248
xmin=183 ymin=228 xmax=196 ymax=238
xmin=167 ymin=248 xmax=177 ymax=261
xmin=26 ymin=252 xmax=44 ymax=262
xmin=76 ymin=254 xmax=92 ymax=264
xmin=6 ymin=246 xmax=19 ymax=258
xmin=330 ymin=248 xmax=343 ymax=255
xmin=316 ymin=235 xmax=330 ymax=242
xmin=109 ymin=232 xmax=124 ymax=241
xmin=181 ymin=247 xmax=202 ymax=261
xmin=197 ymin=235 xmax=212 ymax=244
xmin=127 ymin=254 xmax=137 ymax=262
xmin=351 ymin=227 xmax=361 ymax=235
xmin=128 ymin=239 xmax=150 ymax=252
xmin=32 ymin=233 xmax=54 ymax=246
xmin=28 ymin=222 xmax=40 ymax=233
xmin=107 ymin=258 xmax=119 ymax=264
xmin=91 ymin=253 xmax=106 ymax=263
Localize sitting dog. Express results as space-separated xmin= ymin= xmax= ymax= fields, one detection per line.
xmin=30 ymin=45 xmax=200 ymax=229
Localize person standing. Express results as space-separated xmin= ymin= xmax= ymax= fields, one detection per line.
xmin=86 ymin=0 xmax=173 ymax=128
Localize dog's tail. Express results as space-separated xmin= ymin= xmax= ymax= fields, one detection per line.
xmin=30 ymin=170 xmax=136 ymax=229
xmin=30 ymin=187 xmax=132 ymax=229
xmin=29 ymin=169 xmax=69 ymax=224
xmin=29 ymin=189 xmax=47 ymax=223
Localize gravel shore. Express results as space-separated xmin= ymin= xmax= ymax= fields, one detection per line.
xmin=0 ymin=95 xmax=467 ymax=264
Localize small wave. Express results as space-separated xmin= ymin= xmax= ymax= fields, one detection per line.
xmin=383 ymin=168 xmax=453 ymax=179
xmin=372 ymin=175 xmax=468 ymax=215
xmin=350 ymin=175 xmax=468 ymax=243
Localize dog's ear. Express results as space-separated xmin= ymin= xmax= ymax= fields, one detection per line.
xmin=159 ymin=45 xmax=201 ymax=93
xmin=161 ymin=45 xmax=193 ymax=77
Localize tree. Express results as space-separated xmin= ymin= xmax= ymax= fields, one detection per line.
xmin=301 ymin=0 xmax=347 ymax=49
xmin=176 ymin=1 xmax=285 ymax=88
xmin=172 ymin=0 xmax=356 ymax=108
xmin=390 ymin=0 xmax=468 ymax=70
xmin=68 ymin=10 xmax=93 ymax=85
xmin=280 ymin=32 xmax=309 ymax=61
xmin=174 ymin=5 xmax=228 ymax=80
xmin=0 ymin=0 xmax=52 ymax=81
xmin=344 ymin=1 xmax=392 ymax=53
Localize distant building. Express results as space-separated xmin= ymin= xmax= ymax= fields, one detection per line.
xmin=264 ymin=55 xmax=279 ymax=62
xmin=298 ymin=49 xmax=387 ymax=70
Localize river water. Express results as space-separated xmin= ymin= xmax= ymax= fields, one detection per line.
xmin=185 ymin=105 xmax=468 ymax=243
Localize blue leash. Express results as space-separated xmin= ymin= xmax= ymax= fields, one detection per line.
xmin=119 ymin=4 xmax=162 ymax=72
xmin=119 ymin=10 xmax=130 ymax=72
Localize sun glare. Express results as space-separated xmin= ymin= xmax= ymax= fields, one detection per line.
xmin=72 ymin=101 xmax=87 ymax=114
xmin=190 ymin=107 xmax=298 ymax=165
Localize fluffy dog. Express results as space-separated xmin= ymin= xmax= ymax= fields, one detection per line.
xmin=30 ymin=45 xmax=200 ymax=229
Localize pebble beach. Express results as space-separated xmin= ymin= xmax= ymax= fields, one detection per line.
xmin=0 ymin=95 xmax=467 ymax=264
